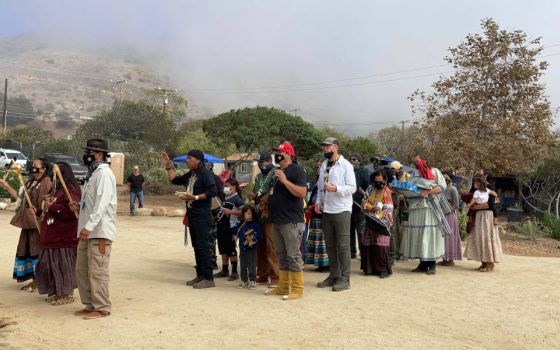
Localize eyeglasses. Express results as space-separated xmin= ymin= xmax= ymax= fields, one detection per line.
xmin=349 ymin=158 xmax=358 ymax=162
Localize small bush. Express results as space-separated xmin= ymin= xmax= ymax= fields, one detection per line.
xmin=457 ymin=212 xmax=468 ymax=241
xmin=0 ymin=170 xmax=20 ymax=201
xmin=513 ymin=218 xmax=551 ymax=238
xmin=540 ymin=213 xmax=560 ymax=240
xmin=143 ymin=168 xmax=175 ymax=195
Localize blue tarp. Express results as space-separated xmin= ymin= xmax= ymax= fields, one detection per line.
xmin=172 ymin=153 xmax=224 ymax=164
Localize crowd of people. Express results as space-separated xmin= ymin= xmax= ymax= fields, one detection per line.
xmin=0 ymin=135 xmax=504 ymax=319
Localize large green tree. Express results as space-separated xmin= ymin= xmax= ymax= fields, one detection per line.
xmin=203 ymin=106 xmax=324 ymax=159
xmin=409 ymin=18 xmax=553 ymax=176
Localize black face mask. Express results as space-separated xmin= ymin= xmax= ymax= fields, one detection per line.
xmin=323 ymin=151 xmax=334 ymax=160
xmin=83 ymin=154 xmax=95 ymax=166
xmin=373 ymin=181 xmax=385 ymax=189
xmin=274 ymin=154 xmax=285 ymax=164
xmin=30 ymin=167 xmax=41 ymax=174
xmin=259 ymin=164 xmax=274 ymax=174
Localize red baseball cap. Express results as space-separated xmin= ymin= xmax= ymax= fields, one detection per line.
xmin=275 ymin=141 xmax=295 ymax=157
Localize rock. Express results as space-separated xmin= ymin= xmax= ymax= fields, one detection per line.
xmin=0 ymin=202 xmax=8 ymax=210
xmin=135 ymin=208 xmax=153 ymax=216
xmin=151 ymin=207 xmax=167 ymax=217
xmin=0 ymin=198 xmax=11 ymax=204
xmin=5 ymin=203 xmax=17 ymax=212
xmin=166 ymin=209 xmax=185 ymax=217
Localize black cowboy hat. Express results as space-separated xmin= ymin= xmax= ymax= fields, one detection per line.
xmin=84 ymin=138 xmax=110 ymax=153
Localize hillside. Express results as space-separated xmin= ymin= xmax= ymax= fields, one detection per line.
xmin=0 ymin=33 xmax=187 ymax=130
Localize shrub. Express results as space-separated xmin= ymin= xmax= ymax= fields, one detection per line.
xmin=0 ymin=170 xmax=20 ymax=201
xmin=540 ymin=213 xmax=560 ymax=240
xmin=142 ymin=167 xmax=175 ymax=195
xmin=513 ymin=218 xmax=551 ymax=238
xmin=457 ymin=212 xmax=468 ymax=241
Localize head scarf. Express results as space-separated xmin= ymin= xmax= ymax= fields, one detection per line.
xmin=415 ymin=159 xmax=435 ymax=180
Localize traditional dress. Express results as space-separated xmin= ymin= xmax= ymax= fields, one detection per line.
xmin=305 ymin=183 xmax=329 ymax=267
xmin=464 ymin=209 xmax=503 ymax=264
xmin=35 ymin=186 xmax=80 ymax=300
xmin=360 ymin=186 xmax=393 ymax=275
xmin=10 ymin=175 xmax=52 ymax=284
xmin=442 ymin=185 xmax=463 ymax=261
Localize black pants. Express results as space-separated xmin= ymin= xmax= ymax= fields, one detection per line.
xmin=188 ymin=212 xmax=214 ymax=281
xmin=350 ymin=205 xmax=364 ymax=257
xmin=240 ymin=249 xmax=257 ymax=282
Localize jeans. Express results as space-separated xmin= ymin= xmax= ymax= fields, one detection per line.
xmin=240 ymin=249 xmax=257 ymax=282
xmin=130 ymin=191 xmax=144 ymax=213
xmin=188 ymin=212 xmax=214 ymax=281
xmin=322 ymin=211 xmax=352 ymax=281
xmin=272 ymin=223 xmax=304 ymax=272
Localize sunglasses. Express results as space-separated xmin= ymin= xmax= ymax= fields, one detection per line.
xmin=349 ymin=158 xmax=359 ymax=162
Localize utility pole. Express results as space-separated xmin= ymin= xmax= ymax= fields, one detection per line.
xmin=157 ymin=87 xmax=174 ymax=114
xmin=115 ymin=80 xmax=127 ymax=102
xmin=292 ymin=108 xmax=300 ymax=117
xmin=2 ymin=79 xmax=7 ymax=131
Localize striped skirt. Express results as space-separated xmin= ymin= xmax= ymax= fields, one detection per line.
xmin=36 ymin=247 xmax=78 ymax=297
xmin=360 ymin=227 xmax=392 ymax=275
xmin=443 ymin=211 xmax=463 ymax=261
xmin=13 ymin=229 xmax=41 ymax=282
xmin=401 ymin=199 xmax=445 ymax=261
xmin=305 ymin=218 xmax=329 ymax=266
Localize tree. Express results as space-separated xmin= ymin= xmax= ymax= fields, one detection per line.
xmin=203 ymin=106 xmax=324 ymax=159
xmin=75 ymin=100 xmax=179 ymax=153
xmin=372 ymin=124 xmax=427 ymax=163
xmin=0 ymin=94 xmax=36 ymax=126
xmin=409 ymin=18 xmax=553 ymax=176
xmin=142 ymin=88 xmax=188 ymax=122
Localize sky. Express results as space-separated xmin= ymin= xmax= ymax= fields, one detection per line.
xmin=0 ymin=0 xmax=559 ymax=135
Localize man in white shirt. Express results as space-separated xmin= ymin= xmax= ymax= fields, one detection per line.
xmin=316 ymin=137 xmax=356 ymax=292
xmin=74 ymin=139 xmax=117 ymax=320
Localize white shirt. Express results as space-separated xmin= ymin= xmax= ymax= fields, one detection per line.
xmin=77 ymin=163 xmax=118 ymax=241
xmin=473 ymin=189 xmax=489 ymax=204
xmin=317 ymin=155 xmax=356 ymax=214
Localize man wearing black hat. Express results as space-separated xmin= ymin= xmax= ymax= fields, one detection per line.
xmin=74 ymin=138 xmax=117 ymax=319
xmin=348 ymin=153 xmax=370 ymax=259
xmin=248 ymin=151 xmax=279 ymax=288
xmin=204 ymin=160 xmax=224 ymax=270
xmin=162 ymin=150 xmax=218 ymax=289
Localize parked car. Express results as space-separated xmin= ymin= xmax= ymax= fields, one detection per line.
xmin=41 ymin=153 xmax=88 ymax=184
xmin=0 ymin=148 xmax=28 ymax=172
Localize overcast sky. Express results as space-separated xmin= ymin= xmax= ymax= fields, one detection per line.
xmin=1 ymin=0 xmax=559 ymax=135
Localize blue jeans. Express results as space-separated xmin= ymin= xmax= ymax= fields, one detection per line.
xmin=130 ymin=191 xmax=144 ymax=213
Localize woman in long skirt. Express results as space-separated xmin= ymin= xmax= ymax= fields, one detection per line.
xmin=360 ymin=169 xmax=393 ymax=278
xmin=305 ymin=159 xmax=329 ymax=271
xmin=464 ymin=176 xmax=503 ymax=271
xmin=0 ymin=159 xmax=53 ymax=292
xmin=35 ymin=162 xmax=81 ymax=304
xmin=439 ymin=174 xmax=463 ymax=266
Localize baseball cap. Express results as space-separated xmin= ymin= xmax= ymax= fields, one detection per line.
xmin=275 ymin=141 xmax=295 ymax=157
xmin=321 ymin=137 xmax=339 ymax=146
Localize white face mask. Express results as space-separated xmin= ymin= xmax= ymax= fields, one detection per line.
xmin=223 ymin=187 xmax=231 ymax=195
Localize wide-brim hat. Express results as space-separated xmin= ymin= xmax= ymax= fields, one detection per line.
xmin=84 ymin=138 xmax=109 ymax=153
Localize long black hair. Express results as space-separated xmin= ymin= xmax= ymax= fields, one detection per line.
xmin=55 ymin=162 xmax=82 ymax=197
xmin=241 ymin=204 xmax=257 ymax=223
xmin=370 ymin=168 xmax=387 ymax=184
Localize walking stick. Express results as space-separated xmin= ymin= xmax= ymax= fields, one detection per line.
xmin=52 ymin=164 xmax=80 ymax=219
xmin=14 ymin=167 xmax=41 ymax=233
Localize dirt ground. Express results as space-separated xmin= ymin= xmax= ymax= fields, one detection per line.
xmin=1 ymin=209 xmax=559 ymax=350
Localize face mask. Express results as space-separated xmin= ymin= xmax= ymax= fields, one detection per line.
xmin=274 ymin=154 xmax=285 ymax=164
xmin=223 ymin=187 xmax=231 ymax=196
xmin=323 ymin=151 xmax=334 ymax=160
xmin=259 ymin=164 xmax=273 ymax=174
xmin=83 ymin=153 xmax=95 ymax=166
xmin=373 ymin=181 xmax=385 ymax=189
xmin=30 ymin=167 xmax=41 ymax=174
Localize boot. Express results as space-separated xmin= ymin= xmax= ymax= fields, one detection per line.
xmin=264 ymin=270 xmax=290 ymax=296
xmin=283 ymin=271 xmax=304 ymax=300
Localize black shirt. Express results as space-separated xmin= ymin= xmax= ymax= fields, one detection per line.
xmin=171 ymin=167 xmax=217 ymax=216
xmin=127 ymin=174 xmax=144 ymax=192
xmin=268 ymin=163 xmax=307 ymax=224
xmin=213 ymin=174 xmax=225 ymax=202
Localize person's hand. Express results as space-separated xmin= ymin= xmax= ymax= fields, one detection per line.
xmin=0 ymin=179 xmax=8 ymax=189
xmin=420 ymin=189 xmax=431 ymax=198
xmin=326 ymin=183 xmax=337 ymax=193
xmin=358 ymin=187 xmax=365 ymax=195
xmin=275 ymin=169 xmax=287 ymax=184
xmin=69 ymin=201 xmax=80 ymax=214
xmin=162 ymin=152 xmax=172 ymax=169
xmin=27 ymin=207 xmax=36 ymax=217
xmin=259 ymin=194 xmax=269 ymax=206
xmin=79 ymin=228 xmax=91 ymax=240
xmin=44 ymin=197 xmax=56 ymax=211
xmin=180 ymin=194 xmax=196 ymax=201
xmin=247 ymin=192 xmax=256 ymax=200
xmin=315 ymin=203 xmax=322 ymax=214
xmin=222 ymin=208 xmax=232 ymax=215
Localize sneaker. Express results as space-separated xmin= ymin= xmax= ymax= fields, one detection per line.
xmin=193 ymin=279 xmax=216 ymax=289
xmin=186 ymin=276 xmax=204 ymax=286
xmin=213 ymin=270 xmax=229 ymax=278
xmin=237 ymin=282 xmax=249 ymax=289
xmin=317 ymin=276 xmax=336 ymax=288
xmin=248 ymin=281 xmax=256 ymax=290
xmin=228 ymin=272 xmax=239 ymax=281
xmin=332 ymin=279 xmax=350 ymax=291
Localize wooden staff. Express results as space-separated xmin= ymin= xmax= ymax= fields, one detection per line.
xmin=14 ymin=167 xmax=41 ymax=233
xmin=52 ymin=164 xmax=79 ymax=219
xmin=2 ymin=160 xmax=15 ymax=181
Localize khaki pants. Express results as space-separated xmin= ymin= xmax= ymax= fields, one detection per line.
xmin=256 ymin=223 xmax=279 ymax=280
xmin=76 ymin=238 xmax=112 ymax=313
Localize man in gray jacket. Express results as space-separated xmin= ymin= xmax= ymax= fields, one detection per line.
xmin=74 ymin=139 xmax=117 ymax=320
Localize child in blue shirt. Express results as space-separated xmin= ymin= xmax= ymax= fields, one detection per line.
xmin=234 ymin=205 xmax=263 ymax=290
